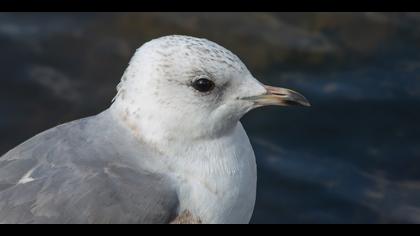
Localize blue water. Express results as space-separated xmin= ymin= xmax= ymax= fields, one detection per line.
xmin=246 ymin=68 xmax=420 ymax=223
xmin=1 ymin=12 xmax=420 ymax=223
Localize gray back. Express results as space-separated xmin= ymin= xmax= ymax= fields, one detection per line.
xmin=0 ymin=111 xmax=179 ymax=224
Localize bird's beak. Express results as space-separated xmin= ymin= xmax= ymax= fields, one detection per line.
xmin=243 ymin=85 xmax=311 ymax=107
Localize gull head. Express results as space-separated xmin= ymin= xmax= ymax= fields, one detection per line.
xmin=111 ymin=35 xmax=310 ymax=144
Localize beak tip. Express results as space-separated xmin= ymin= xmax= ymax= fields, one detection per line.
xmin=288 ymin=93 xmax=311 ymax=107
xmin=302 ymin=100 xmax=311 ymax=107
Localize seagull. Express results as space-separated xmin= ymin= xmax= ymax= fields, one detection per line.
xmin=0 ymin=35 xmax=310 ymax=224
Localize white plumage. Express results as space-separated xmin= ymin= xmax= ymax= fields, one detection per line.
xmin=110 ymin=35 xmax=264 ymax=223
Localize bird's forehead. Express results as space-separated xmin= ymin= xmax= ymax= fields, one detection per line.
xmin=148 ymin=35 xmax=248 ymax=74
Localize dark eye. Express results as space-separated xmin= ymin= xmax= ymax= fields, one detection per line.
xmin=192 ymin=78 xmax=215 ymax=92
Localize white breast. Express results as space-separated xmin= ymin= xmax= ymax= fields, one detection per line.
xmin=168 ymin=123 xmax=257 ymax=224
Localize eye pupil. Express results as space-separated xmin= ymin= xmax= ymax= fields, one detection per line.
xmin=192 ymin=78 xmax=215 ymax=92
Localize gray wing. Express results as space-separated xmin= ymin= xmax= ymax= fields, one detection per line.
xmin=0 ymin=111 xmax=179 ymax=224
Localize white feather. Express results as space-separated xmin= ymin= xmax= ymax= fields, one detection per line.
xmin=18 ymin=167 xmax=36 ymax=184
xmin=110 ymin=35 xmax=266 ymax=223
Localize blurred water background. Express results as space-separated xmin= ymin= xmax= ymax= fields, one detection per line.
xmin=1 ymin=12 xmax=420 ymax=223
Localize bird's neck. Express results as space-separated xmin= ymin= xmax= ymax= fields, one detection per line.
xmin=109 ymin=104 xmax=257 ymax=223
xmin=109 ymin=100 xmax=237 ymax=156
